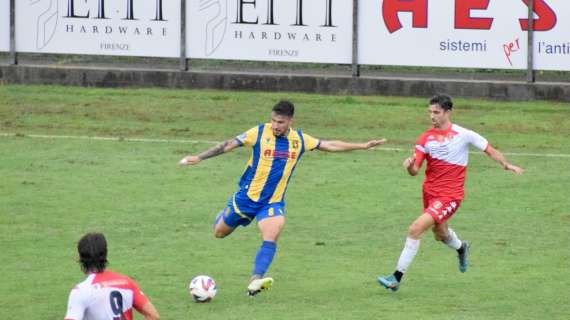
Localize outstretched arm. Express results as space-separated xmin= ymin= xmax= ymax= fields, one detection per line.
xmin=179 ymin=138 xmax=241 ymax=166
xmin=484 ymin=145 xmax=524 ymax=174
xmin=318 ymin=139 xmax=386 ymax=152
xmin=139 ymin=301 xmax=160 ymax=320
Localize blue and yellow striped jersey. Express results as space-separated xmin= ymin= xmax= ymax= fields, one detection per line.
xmin=235 ymin=123 xmax=320 ymax=204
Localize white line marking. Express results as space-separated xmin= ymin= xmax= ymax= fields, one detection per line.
xmin=1 ymin=132 xmax=569 ymax=158
xmin=0 ymin=132 xmax=219 ymax=144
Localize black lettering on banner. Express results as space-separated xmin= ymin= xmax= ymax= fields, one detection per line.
xmin=125 ymin=0 xmax=136 ymax=20
xmin=293 ymin=0 xmax=305 ymax=26
xmin=154 ymin=0 xmax=166 ymax=21
xmin=233 ymin=0 xmax=334 ymax=27
xmin=66 ymin=0 xmax=89 ymax=18
xmin=65 ymin=0 xmax=166 ymax=21
xmin=265 ymin=0 xmax=277 ymax=25
xmin=97 ymin=0 xmax=107 ymax=19
xmin=323 ymin=0 xmax=335 ymax=27
xmin=235 ymin=0 xmax=258 ymax=24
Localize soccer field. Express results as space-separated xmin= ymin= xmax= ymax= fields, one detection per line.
xmin=1 ymin=85 xmax=569 ymax=319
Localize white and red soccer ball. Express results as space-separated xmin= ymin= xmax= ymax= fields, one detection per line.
xmin=189 ymin=275 xmax=217 ymax=302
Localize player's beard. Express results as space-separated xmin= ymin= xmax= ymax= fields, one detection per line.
xmin=273 ymin=128 xmax=288 ymax=137
xmin=431 ymin=118 xmax=440 ymax=128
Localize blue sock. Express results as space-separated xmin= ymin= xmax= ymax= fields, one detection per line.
xmin=252 ymin=241 xmax=277 ymax=277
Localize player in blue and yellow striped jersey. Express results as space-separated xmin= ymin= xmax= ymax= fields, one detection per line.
xmin=179 ymin=100 xmax=386 ymax=296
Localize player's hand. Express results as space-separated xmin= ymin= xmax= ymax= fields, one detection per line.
xmin=179 ymin=155 xmax=201 ymax=166
xmin=505 ymin=163 xmax=524 ymax=175
xmin=365 ymin=139 xmax=387 ymax=149
xmin=403 ymin=154 xmax=416 ymax=168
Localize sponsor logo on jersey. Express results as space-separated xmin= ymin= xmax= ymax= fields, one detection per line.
xmin=292 ymin=140 xmax=299 ymax=149
xmin=263 ymin=149 xmax=297 ymax=160
xmin=433 ymin=201 xmax=443 ymax=209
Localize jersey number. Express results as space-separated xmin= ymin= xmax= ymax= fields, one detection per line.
xmin=109 ymin=291 xmax=126 ymax=320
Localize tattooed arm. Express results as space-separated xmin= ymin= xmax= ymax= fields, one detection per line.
xmin=179 ymin=139 xmax=241 ymax=166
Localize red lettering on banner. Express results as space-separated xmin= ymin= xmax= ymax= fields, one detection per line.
xmin=503 ymin=38 xmax=521 ymax=66
xmin=455 ymin=0 xmax=493 ymax=30
xmin=519 ymin=0 xmax=556 ymax=31
xmin=382 ymin=0 xmax=428 ymax=33
xmin=380 ymin=0 xmax=558 ymax=33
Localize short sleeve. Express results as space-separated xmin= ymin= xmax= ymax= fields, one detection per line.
xmin=467 ymin=129 xmax=488 ymax=151
xmin=64 ymin=288 xmax=86 ymax=320
xmin=414 ymin=147 xmax=426 ymax=168
xmin=302 ymin=133 xmax=320 ymax=151
xmin=415 ymin=132 xmax=428 ymax=154
xmin=413 ymin=134 xmax=427 ymax=168
xmin=129 ymin=279 xmax=150 ymax=311
xmin=236 ymin=126 xmax=259 ymax=147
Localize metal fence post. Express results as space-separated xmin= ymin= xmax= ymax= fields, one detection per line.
xmin=9 ymin=0 xmax=18 ymax=65
xmin=526 ymin=0 xmax=535 ymax=83
xmin=351 ymin=0 xmax=360 ymax=77
xmin=180 ymin=0 xmax=188 ymax=71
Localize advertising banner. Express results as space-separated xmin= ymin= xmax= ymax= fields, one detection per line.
xmin=15 ymin=0 xmax=180 ymax=57
xmin=187 ymin=0 xmax=353 ymax=64
xmin=0 ymin=0 xmax=9 ymax=52
xmin=533 ymin=1 xmax=570 ymax=71
xmin=359 ymin=0 xmax=532 ymax=69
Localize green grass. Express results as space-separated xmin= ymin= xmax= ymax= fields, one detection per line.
xmin=0 ymin=85 xmax=569 ymax=319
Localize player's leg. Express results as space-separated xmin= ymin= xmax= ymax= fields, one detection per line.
xmin=253 ymin=215 xmax=284 ymax=277
xmin=433 ymin=221 xmax=463 ymax=248
xmin=247 ymin=207 xmax=285 ymax=296
xmin=433 ymin=222 xmax=470 ymax=272
xmin=213 ymin=198 xmax=254 ymax=238
xmin=378 ymin=213 xmax=435 ymax=291
xmin=432 ymin=221 xmax=449 ymax=241
xmin=213 ymin=211 xmax=236 ymax=238
xmin=431 ymin=200 xmax=470 ymax=272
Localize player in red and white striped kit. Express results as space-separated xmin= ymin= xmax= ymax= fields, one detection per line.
xmin=64 ymin=233 xmax=160 ymax=320
xmin=378 ymin=94 xmax=523 ymax=291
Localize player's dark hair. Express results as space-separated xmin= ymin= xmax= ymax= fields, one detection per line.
xmin=77 ymin=233 xmax=108 ymax=273
xmin=429 ymin=94 xmax=453 ymax=111
xmin=272 ymin=100 xmax=295 ymax=117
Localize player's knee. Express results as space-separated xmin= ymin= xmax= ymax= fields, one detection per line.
xmin=433 ymin=232 xmax=446 ymax=241
xmin=214 ymin=231 xmax=226 ymax=239
xmin=262 ymin=232 xmax=280 ymax=242
xmin=432 ymin=226 xmax=448 ymax=241
xmin=407 ymin=223 xmax=424 ymax=239
xmin=213 ymin=228 xmax=228 ymax=238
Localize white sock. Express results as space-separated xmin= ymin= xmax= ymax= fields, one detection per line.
xmin=396 ymin=237 xmax=420 ymax=273
xmin=443 ymin=228 xmax=462 ymax=250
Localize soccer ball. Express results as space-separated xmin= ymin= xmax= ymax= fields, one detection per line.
xmin=189 ymin=275 xmax=217 ymax=302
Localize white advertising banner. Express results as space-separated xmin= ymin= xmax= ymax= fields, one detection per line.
xmin=15 ymin=0 xmax=180 ymax=57
xmin=359 ymin=0 xmax=532 ymax=69
xmin=187 ymin=0 xmax=352 ymax=64
xmin=0 ymin=0 xmax=9 ymax=52
xmin=533 ymin=1 xmax=570 ymax=71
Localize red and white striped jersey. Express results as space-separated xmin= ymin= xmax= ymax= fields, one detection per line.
xmin=414 ymin=123 xmax=488 ymax=200
xmin=64 ymin=270 xmax=149 ymax=320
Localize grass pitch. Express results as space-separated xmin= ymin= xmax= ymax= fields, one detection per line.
xmin=0 ymin=85 xmax=569 ymax=319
